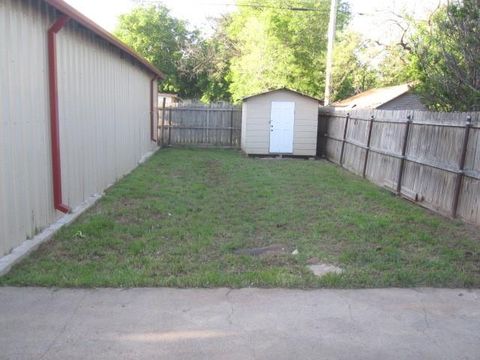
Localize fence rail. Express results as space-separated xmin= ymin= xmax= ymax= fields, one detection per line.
xmin=319 ymin=108 xmax=480 ymax=226
xmin=158 ymin=104 xmax=242 ymax=147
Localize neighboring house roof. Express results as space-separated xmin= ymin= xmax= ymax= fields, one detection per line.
xmin=332 ymin=84 xmax=423 ymax=109
xmin=44 ymin=0 xmax=164 ymax=78
xmin=243 ymin=87 xmax=322 ymax=103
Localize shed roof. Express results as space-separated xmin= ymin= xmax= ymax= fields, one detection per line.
xmin=158 ymin=93 xmax=181 ymax=99
xmin=332 ymin=84 xmax=416 ymax=109
xmin=44 ymin=0 xmax=164 ymax=78
xmin=243 ymin=88 xmax=321 ymax=103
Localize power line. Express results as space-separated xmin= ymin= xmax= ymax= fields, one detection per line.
xmin=139 ymin=0 xmax=331 ymax=12
xmin=138 ymin=0 xmax=386 ymax=17
xmin=233 ymin=2 xmax=328 ymax=11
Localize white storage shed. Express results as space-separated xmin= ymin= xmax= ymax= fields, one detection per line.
xmin=241 ymin=88 xmax=321 ymax=156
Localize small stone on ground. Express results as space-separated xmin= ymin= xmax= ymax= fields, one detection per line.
xmin=308 ymin=263 xmax=343 ymax=277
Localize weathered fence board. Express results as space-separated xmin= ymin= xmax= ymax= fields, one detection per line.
xmin=158 ymin=104 xmax=242 ymax=147
xmin=319 ymin=108 xmax=480 ymax=226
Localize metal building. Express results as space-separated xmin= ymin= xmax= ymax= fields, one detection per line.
xmin=241 ymin=88 xmax=321 ymax=156
xmin=0 ymin=0 xmax=163 ymax=257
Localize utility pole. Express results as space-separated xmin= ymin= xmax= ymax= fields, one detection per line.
xmin=324 ymin=0 xmax=338 ymax=106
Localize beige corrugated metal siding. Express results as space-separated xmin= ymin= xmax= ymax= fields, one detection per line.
xmin=0 ymin=0 xmax=158 ymax=256
xmin=241 ymin=90 xmax=319 ymax=156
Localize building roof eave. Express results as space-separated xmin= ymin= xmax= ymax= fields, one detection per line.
xmin=44 ymin=0 xmax=165 ymax=79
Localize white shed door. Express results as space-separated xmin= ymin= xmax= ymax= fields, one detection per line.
xmin=269 ymin=101 xmax=295 ymax=153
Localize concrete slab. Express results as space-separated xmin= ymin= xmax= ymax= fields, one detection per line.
xmin=0 ymin=287 xmax=479 ymax=360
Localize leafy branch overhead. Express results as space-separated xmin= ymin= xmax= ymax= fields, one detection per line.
xmin=114 ymin=0 xmax=479 ymax=110
xmin=410 ymin=0 xmax=480 ymax=111
xmin=114 ymin=5 xmax=216 ymax=99
xmin=114 ymin=0 xmax=363 ymax=102
xmin=377 ymin=0 xmax=480 ymax=111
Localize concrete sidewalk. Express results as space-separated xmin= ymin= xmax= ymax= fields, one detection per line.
xmin=0 ymin=287 xmax=479 ymax=360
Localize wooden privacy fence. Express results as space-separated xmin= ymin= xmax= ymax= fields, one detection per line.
xmin=318 ymin=108 xmax=480 ymax=226
xmin=158 ymin=104 xmax=242 ymax=147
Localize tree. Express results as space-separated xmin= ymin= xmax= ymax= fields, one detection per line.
xmin=332 ymin=31 xmax=378 ymax=101
xmin=202 ymin=16 xmax=238 ymax=102
xmin=410 ymin=0 xmax=480 ymax=111
xmin=179 ymin=16 xmax=237 ymax=103
xmin=225 ymin=0 xmax=350 ymax=102
xmin=114 ymin=5 xmax=204 ymax=98
xmin=376 ymin=44 xmax=414 ymax=87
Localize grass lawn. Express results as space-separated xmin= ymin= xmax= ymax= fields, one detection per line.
xmin=1 ymin=148 xmax=479 ymax=288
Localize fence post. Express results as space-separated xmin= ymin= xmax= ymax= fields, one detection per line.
xmin=206 ymin=108 xmax=210 ymax=144
xmin=362 ymin=115 xmax=374 ymax=178
xmin=316 ymin=112 xmax=322 ymax=157
xmin=451 ymin=115 xmax=472 ymax=218
xmin=168 ymin=108 xmax=172 ymax=146
xmin=229 ymin=108 xmax=234 ymax=147
xmin=396 ymin=114 xmax=413 ymax=194
xmin=339 ymin=112 xmax=350 ymax=166
xmin=160 ymin=98 xmax=166 ymax=146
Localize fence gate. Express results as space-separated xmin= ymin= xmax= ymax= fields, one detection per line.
xmin=158 ymin=103 xmax=242 ymax=148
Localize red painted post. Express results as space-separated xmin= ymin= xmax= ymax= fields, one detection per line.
xmin=48 ymin=15 xmax=70 ymax=214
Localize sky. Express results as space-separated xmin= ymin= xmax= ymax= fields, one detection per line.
xmin=65 ymin=0 xmax=446 ymax=42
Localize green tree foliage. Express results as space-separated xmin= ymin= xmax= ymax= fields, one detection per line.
xmin=185 ymin=16 xmax=237 ymax=102
xmin=114 ymin=5 xmax=235 ymax=101
xmin=113 ymin=1 xmax=381 ymax=103
xmin=114 ymin=5 xmax=204 ymax=98
xmin=332 ymin=31 xmax=377 ymax=100
xmin=409 ymin=0 xmax=480 ymax=111
xmin=226 ymin=0 xmax=350 ymax=102
xmin=377 ymin=0 xmax=480 ymax=111
xmin=376 ymin=44 xmax=414 ymax=87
